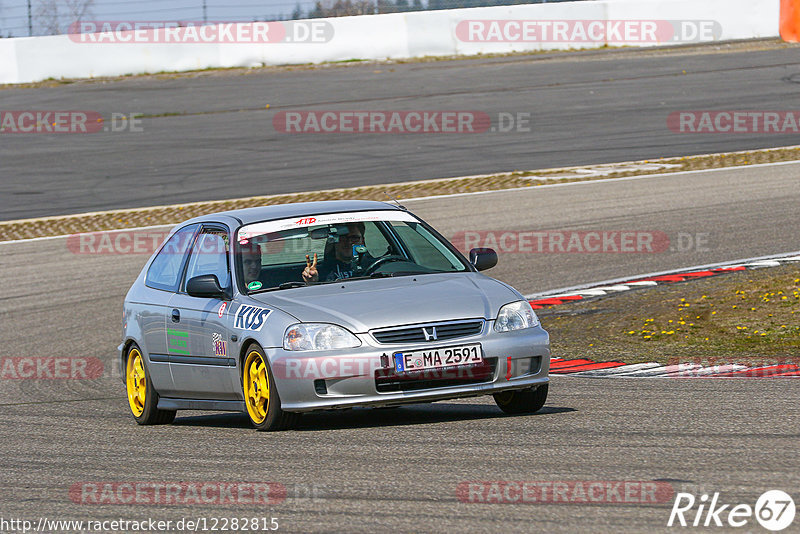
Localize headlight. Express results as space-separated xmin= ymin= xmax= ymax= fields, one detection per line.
xmin=494 ymin=301 xmax=540 ymax=332
xmin=283 ymin=323 xmax=361 ymax=351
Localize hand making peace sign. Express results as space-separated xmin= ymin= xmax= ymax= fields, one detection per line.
xmin=302 ymin=253 xmax=319 ymax=283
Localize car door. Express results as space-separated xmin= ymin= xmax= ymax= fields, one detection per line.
xmin=167 ymin=225 xmax=239 ymax=400
xmin=138 ymin=223 xmax=199 ymax=394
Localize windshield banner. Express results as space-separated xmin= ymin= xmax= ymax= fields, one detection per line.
xmin=238 ymin=210 xmax=418 ymax=242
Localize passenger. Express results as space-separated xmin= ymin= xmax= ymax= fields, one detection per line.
xmin=240 ymin=242 xmax=263 ymax=285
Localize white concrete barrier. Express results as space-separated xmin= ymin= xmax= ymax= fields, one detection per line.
xmin=603 ymin=0 xmax=779 ymax=42
xmin=0 ymin=0 xmax=780 ymax=85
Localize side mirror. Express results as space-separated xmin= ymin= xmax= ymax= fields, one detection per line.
xmin=469 ymin=248 xmax=497 ymax=271
xmin=186 ymin=275 xmax=227 ymax=299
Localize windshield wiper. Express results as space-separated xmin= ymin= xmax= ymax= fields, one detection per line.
xmin=321 ymin=271 xmax=431 ymax=284
xmin=250 ymin=281 xmax=307 ymax=293
xmin=341 ymin=273 xmax=395 ymax=282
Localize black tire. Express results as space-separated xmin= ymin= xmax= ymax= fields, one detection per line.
xmin=242 ymin=344 xmax=299 ymax=431
xmin=125 ymin=343 xmax=176 ymax=425
xmin=493 ymin=384 xmax=548 ymax=415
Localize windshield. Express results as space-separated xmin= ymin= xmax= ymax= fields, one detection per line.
xmin=235 ymin=210 xmax=469 ymax=292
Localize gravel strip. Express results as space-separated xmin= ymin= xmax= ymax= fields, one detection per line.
xmin=2 ymin=145 xmax=800 ymax=241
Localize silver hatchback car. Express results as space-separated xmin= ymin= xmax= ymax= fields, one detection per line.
xmin=120 ymin=200 xmax=550 ymax=430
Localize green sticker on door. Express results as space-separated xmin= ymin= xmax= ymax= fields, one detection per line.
xmin=167 ymin=329 xmax=189 ymax=355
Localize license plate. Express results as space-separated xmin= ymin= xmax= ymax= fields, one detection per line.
xmin=393 ymin=344 xmax=482 ymax=372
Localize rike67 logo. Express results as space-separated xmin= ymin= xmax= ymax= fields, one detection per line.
xmin=668 ymin=490 xmax=795 ymax=531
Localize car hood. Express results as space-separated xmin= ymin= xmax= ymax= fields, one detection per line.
xmin=250 ymin=273 xmax=521 ymax=332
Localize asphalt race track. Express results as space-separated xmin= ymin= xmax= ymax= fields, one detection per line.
xmin=1 ymin=164 xmax=798 ymax=532
xmin=3 ymin=41 xmax=800 ymax=220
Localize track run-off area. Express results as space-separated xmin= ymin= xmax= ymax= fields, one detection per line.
xmin=1 ymin=42 xmax=799 ymax=532
xmin=1 ymin=162 xmax=799 ymax=532
xmin=2 ymin=39 xmax=800 ymax=220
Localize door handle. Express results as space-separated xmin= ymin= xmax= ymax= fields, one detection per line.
xmin=171 ymin=309 xmax=180 ymax=323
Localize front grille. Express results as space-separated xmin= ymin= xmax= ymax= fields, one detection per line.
xmin=375 ymin=358 xmax=497 ymax=393
xmin=371 ymin=320 xmax=484 ymax=345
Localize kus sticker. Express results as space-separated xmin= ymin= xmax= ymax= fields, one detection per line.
xmin=212 ymin=332 xmax=227 ymax=358
xmin=234 ymin=305 xmax=272 ymax=331
xmin=217 ymin=302 xmax=227 ymax=318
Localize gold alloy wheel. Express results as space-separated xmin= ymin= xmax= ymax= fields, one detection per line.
xmin=243 ymin=350 xmax=270 ymax=424
xmin=126 ymin=348 xmax=146 ymax=417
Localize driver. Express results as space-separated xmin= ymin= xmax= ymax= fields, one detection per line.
xmin=302 ymin=222 xmax=368 ymax=283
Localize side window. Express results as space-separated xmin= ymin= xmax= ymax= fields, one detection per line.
xmin=184 ymin=228 xmax=231 ymax=290
xmin=145 ymin=225 xmax=198 ymax=292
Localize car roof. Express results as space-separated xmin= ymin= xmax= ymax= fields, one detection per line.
xmin=180 ymin=200 xmax=404 ymax=227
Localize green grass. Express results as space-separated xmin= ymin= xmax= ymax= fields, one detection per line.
xmin=540 ymin=264 xmax=800 ymax=365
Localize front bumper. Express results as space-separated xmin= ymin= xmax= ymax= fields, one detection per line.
xmin=264 ymin=324 xmax=550 ymax=412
